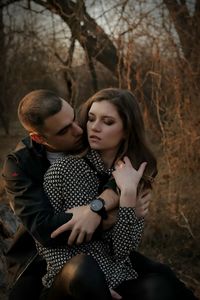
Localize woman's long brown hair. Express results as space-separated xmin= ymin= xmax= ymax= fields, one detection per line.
xmin=78 ymin=88 xmax=157 ymax=191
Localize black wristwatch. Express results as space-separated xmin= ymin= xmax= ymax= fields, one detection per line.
xmin=90 ymin=198 xmax=108 ymax=220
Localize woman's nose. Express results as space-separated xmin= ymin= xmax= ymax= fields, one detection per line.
xmin=91 ymin=121 xmax=101 ymax=131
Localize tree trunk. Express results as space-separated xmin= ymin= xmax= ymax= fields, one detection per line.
xmin=34 ymin=0 xmax=137 ymax=89
xmin=163 ymin=0 xmax=200 ymax=82
xmin=0 ymin=8 xmax=9 ymax=134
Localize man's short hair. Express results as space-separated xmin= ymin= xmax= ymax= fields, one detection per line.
xmin=18 ymin=89 xmax=63 ymax=133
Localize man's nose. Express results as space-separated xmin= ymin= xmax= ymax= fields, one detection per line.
xmin=72 ymin=122 xmax=83 ymax=135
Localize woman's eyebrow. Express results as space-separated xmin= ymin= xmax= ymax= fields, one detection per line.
xmin=89 ymin=112 xmax=115 ymax=119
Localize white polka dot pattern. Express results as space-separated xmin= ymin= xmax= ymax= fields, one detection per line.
xmin=36 ymin=150 xmax=144 ymax=289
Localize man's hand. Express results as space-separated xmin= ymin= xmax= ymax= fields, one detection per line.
xmin=51 ymin=189 xmax=119 ymax=245
xmin=51 ymin=205 xmax=101 ymax=246
xmin=135 ymin=189 xmax=152 ymax=218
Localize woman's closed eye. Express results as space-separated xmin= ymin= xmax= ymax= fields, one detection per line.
xmin=88 ymin=113 xmax=115 ymax=125
xmin=103 ymin=118 xmax=115 ymax=125
xmin=88 ymin=115 xmax=95 ymax=122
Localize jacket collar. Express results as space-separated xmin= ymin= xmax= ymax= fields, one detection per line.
xmin=15 ymin=136 xmax=47 ymax=159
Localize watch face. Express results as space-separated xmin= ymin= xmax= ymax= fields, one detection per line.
xmin=90 ymin=199 xmax=103 ymax=212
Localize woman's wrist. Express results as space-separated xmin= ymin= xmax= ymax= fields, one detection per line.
xmin=119 ymin=189 xmax=137 ymax=207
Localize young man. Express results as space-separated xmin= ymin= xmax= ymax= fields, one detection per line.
xmin=3 ymin=89 xmax=197 ymax=300
xmin=2 ymin=90 xmax=122 ymax=300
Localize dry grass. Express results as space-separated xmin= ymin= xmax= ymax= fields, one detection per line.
xmin=140 ymin=154 xmax=200 ymax=298
xmin=140 ymin=103 xmax=200 ymax=298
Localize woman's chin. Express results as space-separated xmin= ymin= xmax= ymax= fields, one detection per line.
xmin=90 ymin=144 xmax=101 ymax=150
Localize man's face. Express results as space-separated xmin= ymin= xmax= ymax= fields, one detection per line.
xmin=41 ymin=100 xmax=83 ymax=152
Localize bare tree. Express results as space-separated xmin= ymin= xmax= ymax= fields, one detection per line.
xmin=0 ymin=8 xmax=9 ymax=134
xmin=32 ymin=0 xmax=136 ymax=86
xmin=163 ymin=0 xmax=200 ymax=82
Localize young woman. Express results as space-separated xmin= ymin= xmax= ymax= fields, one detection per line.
xmin=38 ymin=89 xmax=193 ymax=300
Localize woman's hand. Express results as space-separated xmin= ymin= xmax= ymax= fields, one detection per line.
xmin=112 ymin=156 xmax=147 ymax=207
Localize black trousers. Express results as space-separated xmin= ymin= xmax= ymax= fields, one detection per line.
xmin=130 ymin=251 xmax=197 ymax=300
xmin=9 ymin=258 xmax=46 ymax=300
xmin=9 ymin=252 xmax=197 ymax=300
xmin=39 ymin=254 xmax=178 ymax=300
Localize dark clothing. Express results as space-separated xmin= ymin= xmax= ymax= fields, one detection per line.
xmin=9 ymin=256 xmax=46 ymax=300
xmin=2 ymin=137 xmax=72 ymax=289
xmin=39 ymin=254 xmax=174 ymax=300
xmin=131 ymin=251 xmax=198 ymax=300
xmin=39 ymin=254 xmax=111 ymax=300
xmin=5 ymin=225 xmax=38 ymax=288
xmin=39 ymin=254 xmax=197 ymax=300
xmin=115 ymin=275 xmax=176 ymax=300
xmin=3 ymin=137 xmax=72 ymax=247
xmin=10 ymin=251 xmax=198 ymax=300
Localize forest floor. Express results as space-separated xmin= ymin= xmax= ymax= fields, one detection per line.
xmin=0 ymin=126 xmax=199 ymax=299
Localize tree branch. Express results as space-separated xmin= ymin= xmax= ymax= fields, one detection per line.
xmin=32 ymin=0 xmax=136 ymax=87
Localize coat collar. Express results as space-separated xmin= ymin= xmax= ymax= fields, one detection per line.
xmin=86 ymin=149 xmax=114 ymax=176
xmin=14 ymin=136 xmax=47 ymax=160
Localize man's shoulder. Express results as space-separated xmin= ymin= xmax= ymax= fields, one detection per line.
xmin=15 ymin=136 xmax=34 ymax=151
xmin=3 ymin=136 xmax=48 ymax=180
xmin=3 ymin=137 xmax=29 ymax=166
xmin=7 ymin=136 xmax=31 ymax=157
xmin=2 ymin=137 xmax=31 ymax=174
xmin=3 ymin=136 xmax=44 ymax=171
xmin=7 ymin=136 xmax=44 ymax=162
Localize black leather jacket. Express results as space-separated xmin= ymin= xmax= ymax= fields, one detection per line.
xmin=2 ymin=136 xmax=72 ymax=286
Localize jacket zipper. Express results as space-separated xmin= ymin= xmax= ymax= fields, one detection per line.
xmin=14 ymin=252 xmax=38 ymax=284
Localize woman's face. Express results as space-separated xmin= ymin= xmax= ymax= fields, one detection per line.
xmin=87 ymin=100 xmax=125 ymax=154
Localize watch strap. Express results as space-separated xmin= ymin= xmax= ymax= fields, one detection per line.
xmin=90 ymin=197 xmax=108 ymax=220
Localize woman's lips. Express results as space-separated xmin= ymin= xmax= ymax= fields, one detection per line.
xmin=89 ymin=135 xmax=101 ymax=141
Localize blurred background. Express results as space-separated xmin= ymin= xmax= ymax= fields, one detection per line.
xmin=0 ymin=0 xmax=199 ymax=299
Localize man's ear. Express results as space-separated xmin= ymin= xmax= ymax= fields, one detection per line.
xmin=30 ymin=132 xmax=45 ymax=144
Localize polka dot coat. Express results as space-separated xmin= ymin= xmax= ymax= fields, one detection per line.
xmin=36 ymin=150 xmax=144 ymax=289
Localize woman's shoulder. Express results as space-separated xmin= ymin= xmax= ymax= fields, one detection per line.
xmin=55 ymin=154 xmax=81 ymax=165
xmin=46 ymin=155 xmax=86 ymax=175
